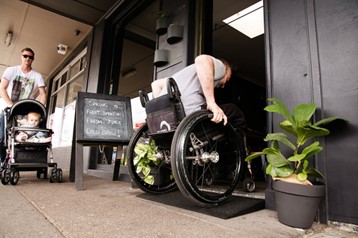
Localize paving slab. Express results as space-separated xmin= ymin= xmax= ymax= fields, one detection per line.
xmin=0 ymin=171 xmax=356 ymax=238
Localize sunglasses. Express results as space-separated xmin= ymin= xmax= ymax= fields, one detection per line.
xmin=22 ymin=54 xmax=34 ymax=60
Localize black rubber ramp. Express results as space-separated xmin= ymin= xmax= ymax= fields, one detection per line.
xmin=137 ymin=190 xmax=265 ymax=219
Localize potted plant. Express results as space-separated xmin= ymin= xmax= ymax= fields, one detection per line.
xmin=134 ymin=139 xmax=167 ymax=185
xmin=155 ymin=11 xmax=170 ymax=35
xmin=245 ymin=98 xmax=347 ymax=229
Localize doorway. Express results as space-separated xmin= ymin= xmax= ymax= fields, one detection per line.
xmin=212 ymin=0 xmax=267 ymax=180
xmin=111 ymin=0 xmax=267 ymax=180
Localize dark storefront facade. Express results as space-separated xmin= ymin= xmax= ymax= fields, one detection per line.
xmin=46 ymin=0 xmax=357 ymax=225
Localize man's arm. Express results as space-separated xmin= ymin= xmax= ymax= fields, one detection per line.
xmin=38 ymin=86 xmax=47 ymax=106
xmin=0 ymin=77 xmax=13 ymax=107
xmin=195 ymin=55 xmax=227 ymax=125
xmin=151 ymin=78 xmax=167 ymax=98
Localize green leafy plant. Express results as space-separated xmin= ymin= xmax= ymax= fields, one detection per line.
xmin=133 ymin=140 xmax=160 ymax=185
xmin=155 ymin=11 xmax=169 ymax=19
xmin=245 ymin=98 xmax=347 ymax=185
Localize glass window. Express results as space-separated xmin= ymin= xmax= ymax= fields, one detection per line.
xmin=66 ymin=75 xmax=83 ymax=106
xmin=60 ymin=72 xmax=67 ymax=86
xmin=80 ymin=56 xmax=87 ymax=71
xmin=53 ymin=78 xmax=60 ymax=92
xmin=49 ymin=89 xmax=65 ymax=147
xmin=49 ymin=48 xmax=86 ymax=148
xmin=69 ymin=59 xmax=81 ymax=79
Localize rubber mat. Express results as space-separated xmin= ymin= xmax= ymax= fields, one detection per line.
xmin=137 ymin=190 xmax=265 ymax=219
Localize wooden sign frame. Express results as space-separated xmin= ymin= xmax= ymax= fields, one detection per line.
xmin=74 ymin=92 xmax=133 ymax=190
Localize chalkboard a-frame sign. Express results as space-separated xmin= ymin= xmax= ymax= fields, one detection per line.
xmin=76 ymin=92 xmax=133 ymax=144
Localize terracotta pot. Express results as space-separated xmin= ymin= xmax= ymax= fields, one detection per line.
xmin=273 ymin=180 xmax=325 ymax=229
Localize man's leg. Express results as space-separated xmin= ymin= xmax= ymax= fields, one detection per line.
xmin=219 ymin=103 xmax=247 ymax=129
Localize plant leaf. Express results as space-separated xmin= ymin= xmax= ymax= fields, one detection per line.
xmin=266 ymin=164 xmax=293 ymax=177
xmin=136 ymin=165 xmax=142 ymax=174
xmin=144 ymin=175 xmax=154 ymax=185
xmin=301 ymin=141 xmax=323 ymax=159
xmin=314 ymin=117 xmax=348 ymax=127
xmin=293 ymin=103 xmax=316 ymax=121
xmin=297 ymin=173 xmax=307 ymax=181
xmin=266 ymin=153 xmax=289 ymax=167
xmin=296 ymin=125 xmax=330 ymax=145
xmin=306 ymin=168 xmax=324 ymax=179
xmin=133 ymin=155 xmax=140 ymax=166
xmin=245 ymin=152 xmax=265 ymax=162
xmin=279 ymin=120 xmax=297 ymax=137
xmin=265 ymin=98 xmax=294 ymax=125
xmin=265 ymin=133 xmax=296 ymax=150
xmin=287 ymin=154 xmax=306 ymax=162
xmin=142 ymin=166 xmax=151 ymax=176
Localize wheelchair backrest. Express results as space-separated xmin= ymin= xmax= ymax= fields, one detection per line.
xmin=140 ymin=78 xmax=185 ymax=134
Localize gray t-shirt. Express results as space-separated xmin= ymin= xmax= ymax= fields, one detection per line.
xmin=160 ymin=57 xmax=226 ymax=115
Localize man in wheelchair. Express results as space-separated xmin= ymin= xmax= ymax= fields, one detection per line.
xmin=128 ymin=54 xmax=252 ymax=207
xmin=151 ymin=54 xmax=246 ymax=130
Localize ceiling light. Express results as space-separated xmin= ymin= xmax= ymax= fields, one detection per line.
xmin=57 ymin=44 xmax=68 ymax=55
xmin=223 ymin=0 xmax=264 ymax=39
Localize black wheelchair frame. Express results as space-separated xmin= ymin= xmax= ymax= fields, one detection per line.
xmin=127 ymin=78 xmax=254 ymax=207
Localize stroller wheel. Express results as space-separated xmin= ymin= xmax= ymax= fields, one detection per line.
xmin=243 ymin=178 xmax=256 ymax=192
xmin=56 ymin=169 xmax=63 ymax=183
xmin=10 ymin=170 xmax=20 ymax=185
xmin=1 ymin=170 xmax=10 ymax=185
xmin=49 ymin=169 xmax=55 ymax=183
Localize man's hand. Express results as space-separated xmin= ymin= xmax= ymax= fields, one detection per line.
xmin=207 ymin=103 xmax=227 ymax=125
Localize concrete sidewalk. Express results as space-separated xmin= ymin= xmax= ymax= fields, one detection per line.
xmin=0 ymin=171 xmax=357 ymax=238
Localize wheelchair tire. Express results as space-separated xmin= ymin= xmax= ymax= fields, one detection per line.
xmin=127 ymin=123 xmax=177 ymax=194
xmin=171 ymin=110 xmax=244 ymax=207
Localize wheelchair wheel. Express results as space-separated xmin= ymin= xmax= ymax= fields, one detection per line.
xmin=127 ymin=123 xmax=176 ymax=194
xmin=171 ymin=110 xmax=244 ymax=207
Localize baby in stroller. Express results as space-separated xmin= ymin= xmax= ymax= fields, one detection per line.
xmin=0 ymin=99 xmax=62 ymax=185
xmin=15 ymin=111 xmax=51 ymax=143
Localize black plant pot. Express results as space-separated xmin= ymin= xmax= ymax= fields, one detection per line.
xmin=167 ymin=24 xmax=183 ymax=44
xmin=154 ymin=49 xmax=169 ymax=67
xmin=156 ymin=17 xmax=170 ymax=35
xmin=273 ymin=180 xmax=325 ymax=229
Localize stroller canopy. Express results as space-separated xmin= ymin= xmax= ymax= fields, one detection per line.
xmin=9 ymin=99 xmax=47 ymax=122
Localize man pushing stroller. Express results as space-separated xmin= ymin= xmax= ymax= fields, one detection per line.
xmin=0 ymin=47 xmax=46 ymax=166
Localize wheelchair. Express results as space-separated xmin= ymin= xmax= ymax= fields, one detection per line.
xmin=127 ymin=78 xmax=252 ymax=207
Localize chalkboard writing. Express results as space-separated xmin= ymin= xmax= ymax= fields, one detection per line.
xmin=76 ymin=92 xmax=133 ymax=144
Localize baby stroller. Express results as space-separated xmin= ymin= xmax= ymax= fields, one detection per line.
xmin=0 ymin=99 xmax=62 ymax=185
